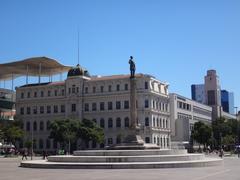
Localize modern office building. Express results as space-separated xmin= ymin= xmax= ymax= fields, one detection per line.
xmin=0 ymin=88 xmax=15 ymax=121
xmin=169 ymin=93 xmax=212 ymax=142
xmin=16 ymin=65 xmax=171 ymax=152
xmin=191 ymin=84 xmax=205 ymax=104
xmin=221 ymin=90 xmax=234 ymax=115
xmin=204 ymin=70 xmax=222 ymax=120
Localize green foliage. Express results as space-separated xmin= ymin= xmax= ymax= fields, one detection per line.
xmin=2 ymin=125 xmax=24 ymax=146
xmin=191 ymin=121 xmax=212 ymax=147
xmin=49 ymin=118 xmax=104 ymax=150
xmin=222 ymin=135 xmax=235 ymax=146
xmin=49 ymin=118 xmax=79 ymax=148
xmin=212 ymin=118 xmax=240 ymax=148
xmin=24 ymin=140 xmax=32 ymax=149
xmin=78 ymin=119 xmax=104 ymax=145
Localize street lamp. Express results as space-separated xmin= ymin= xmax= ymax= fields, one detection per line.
xmin=235 ymin=107 xmax=239 ymax=146
xmin=31 ymin=124 xmax=33 ymax=160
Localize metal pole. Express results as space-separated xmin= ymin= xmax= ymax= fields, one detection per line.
xmin=11 ymin=74 xmax=14 ymax=91
xmin=38 ymin=63 xmax=42 ymax=84
xmin=26 ymin=65 xmax=29 ymax=84
xmin=31 ymin=124 xmax=33 ymax=160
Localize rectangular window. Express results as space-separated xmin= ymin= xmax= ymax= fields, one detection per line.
xmin=20 ymin=107 xmax=24 ymax=115
xmin=92 ymin=87 xmax=96 ymax=93
xmin=100 ymin=102 xmax=105 ymax=111
xmin=100 ymin=86 xmax=104 ymax=93
xmin=68 ymin=88 xmax=71 ymax=94
xmin=124 ymin=101 xmax=129 ymax=109
xmin=72 ymin=85 xmax=76 ymax=93
xmin=76 ymin=87 xmax=79 ymax=93
xmin=125 ymin=84 xmax=128 ymax=90
xmin=21 ymin=92 xmax=24 ymax=99
xmin=108 ymin=85 xmax=112 ymax=92
xmin=27 ymin=107 xmax=31 ymax=114
xmin=145 ymin=82 xmax=149 ymax=89
xmin=92 ymin=103 xmax=97 ymax=111
xmin=48 ymin=90 xmax=51 ymax=97
xmin=47 ymin=106 xmax=51 ymax=114
xmin=108 ymin=102 xmax=113 ymax=110
xmin=33 ymin=106 xmax=37 ymax=114
xmin=61 ymin=105 xmax=65 ymax=113
xmin=85 ymin=103 xmax=89 ymax=112
xmin=116 ymin=101 xmax=121 ymax=110
xmin=145 ymin=100 xmax=149 ymax=108
xmin=27 ymin=92 xmax=30 ymax=98
xmin=61 ymin=89 xmax=65 ymax=96
xmin=72 ymin=104 xmax=76 ymax=112
xmin=40 ymin=106 xmax=44 ymax=114
xmin=108 ymin=138 xmax=113 ymax=145
xmin=85 ymin=87 xmax=88 ymax=94
xmin=54 ymin=105 xmax=58 ymax=113
xmin=54 ymin=90 xmax=58 ymax=96
xmin=41 ymin=91 xmax=44 ymax=97
xmin=34 ymin=92 xmax=37 ymax=98
xmin=116 ymin=84 xmax=120 ymax=91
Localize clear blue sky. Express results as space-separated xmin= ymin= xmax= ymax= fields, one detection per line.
xmin=0 ymin=0 xmax=239 ymax=109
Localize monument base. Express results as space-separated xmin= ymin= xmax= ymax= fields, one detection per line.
xmin=108 ymin=134 xmax=159 ymax=150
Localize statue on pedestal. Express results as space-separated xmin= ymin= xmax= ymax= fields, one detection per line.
xmin=129 ymin=56 xmax=136 ymax=78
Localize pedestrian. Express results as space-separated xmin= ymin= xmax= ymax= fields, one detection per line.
xmin=22 ymin=149 xmax=28 ymax=160
xmin=237 ymin=146 xmax=240 ymax=158
xmin=219 ymin=148 xmax=224 ymax=158
xmin=42 ymin=150 xmax=48 ymax=160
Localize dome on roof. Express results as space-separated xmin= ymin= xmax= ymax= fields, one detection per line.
xmin=67 ymin=64 xmax=90 ymax=77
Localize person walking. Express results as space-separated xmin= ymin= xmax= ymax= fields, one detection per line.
xmin=22 ymin=149 xmax=28 ymax=160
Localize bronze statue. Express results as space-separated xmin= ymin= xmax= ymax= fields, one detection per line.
xmin=129 ymin=56 xmax=136 ymax=78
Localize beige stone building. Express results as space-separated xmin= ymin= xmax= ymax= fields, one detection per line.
xmin=16 ymin=66 xmax=170 ymax=152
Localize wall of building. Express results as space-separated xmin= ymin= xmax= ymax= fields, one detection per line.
xmin=16 ymin=73 xmax=171 ymax=152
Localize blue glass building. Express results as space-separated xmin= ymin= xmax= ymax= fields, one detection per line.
xmin=221 ymin=90 xmax=235 ymax=114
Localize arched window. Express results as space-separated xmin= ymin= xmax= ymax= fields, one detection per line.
xmin=108 ymin=118 xmax=113 ymax=128
xmin=124 ymin=117 xmax=129 ymax=127
xmin=46 ymin=139 xmax=51 ymax=149
xmin=47 ymin=121 xmax=51 ymax=130
xmin=40 ymin=121 xmax=44 ymax=131
xmin=116 ymin=117 xmax=121 ymax=128
xmin=100 ymin=118 xmax=105 ymax=128
xmin=33 ymin=121 xmax=37 ymax=131
xmin=39 ymin=139 xmax=44 ymax=149
xmin=26 ymin=122 xmax=30 ymax=131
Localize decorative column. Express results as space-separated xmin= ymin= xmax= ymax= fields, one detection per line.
xmin=130 ymin=77 xmax=137 ymax=129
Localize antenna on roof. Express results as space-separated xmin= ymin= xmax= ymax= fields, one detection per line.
xmin=77 ymin=29 xmax=79 ymax=66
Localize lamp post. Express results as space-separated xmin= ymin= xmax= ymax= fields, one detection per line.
xmin=235 ymin=107 xmax=239 ymax=146
xmin=31 ymin=124 xmax=33 ymax=160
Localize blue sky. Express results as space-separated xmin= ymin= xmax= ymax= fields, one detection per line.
xmin=0 ymin=0 xmax=239 ymax=109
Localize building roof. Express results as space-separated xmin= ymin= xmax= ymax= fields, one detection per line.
xmin=0 ymin=57 xmax=71 ymax=80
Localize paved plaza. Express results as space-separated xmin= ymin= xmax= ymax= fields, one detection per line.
xmin=0 ymin=155 xmax=240 ymax=180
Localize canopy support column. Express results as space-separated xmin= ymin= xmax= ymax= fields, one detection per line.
xmin=38 ymin=63 xmax=42 ymax=84
xmin=26 ymin=65 xmax=29 ymax=85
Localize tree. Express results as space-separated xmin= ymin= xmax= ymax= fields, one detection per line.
xmin=3 ymin=126 xmax=24 ymax=146
xmin=78 ymin=119 xmax=104 ymax=148
xmin=191 ymin=121 xmax=212 ymax=149
xmin=49 ymin=118 xmax=104 ymax=153
xmin=49 ymin=118 xmax=79 ymax=152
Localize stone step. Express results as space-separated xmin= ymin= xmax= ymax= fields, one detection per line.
xmin=73 ymin=149 xmax=188 ymax=156
xmin=47 ymin=154 xmax=205 ymax=163
xmin=20 ymin=158 xmax=223 ymax=169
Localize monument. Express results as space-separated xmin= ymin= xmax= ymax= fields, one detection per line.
xmin=20 ymin=56 xmax=223 ymax=169
xmin=109 ymin=56 xmax=156 ymax=150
